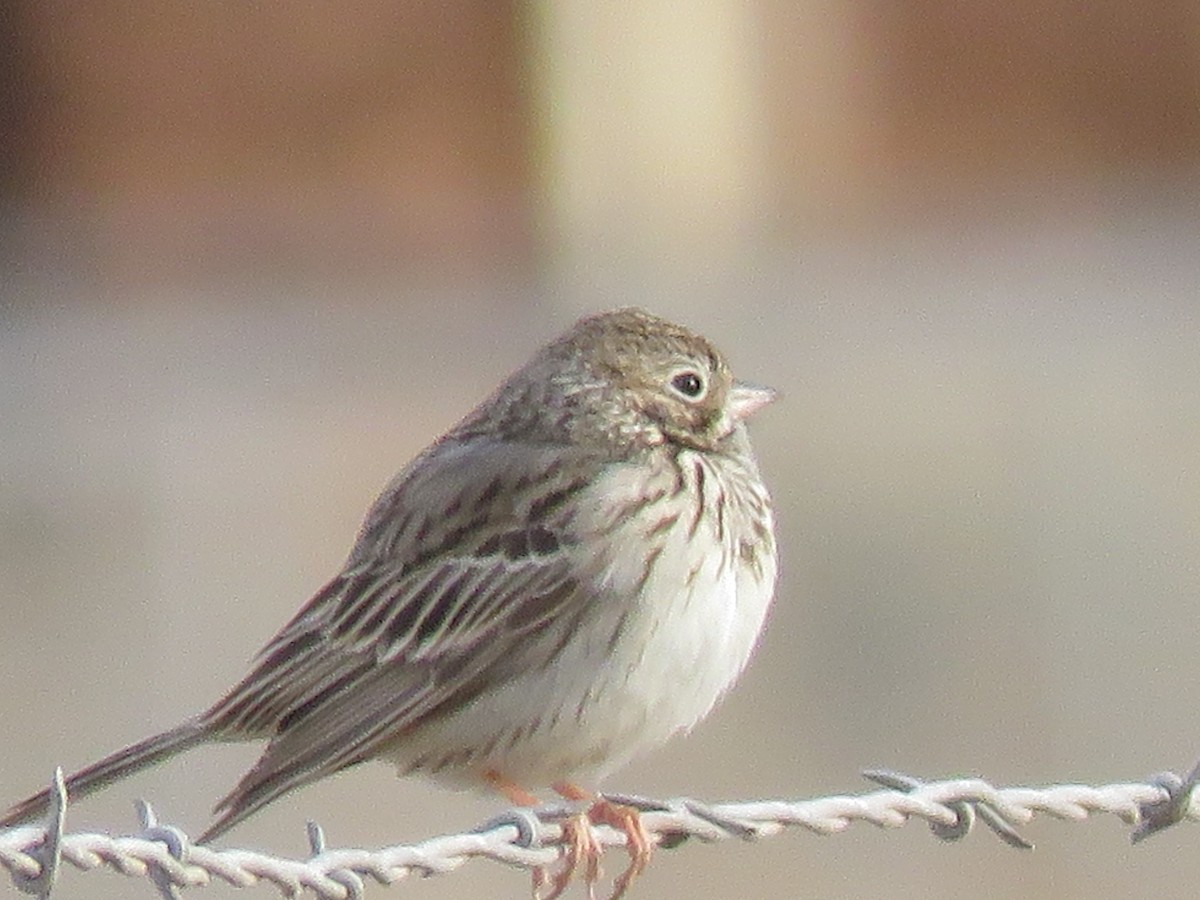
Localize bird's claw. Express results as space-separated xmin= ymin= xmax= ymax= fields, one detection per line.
xmin=532 ymin=798 xmax=652 ymax=900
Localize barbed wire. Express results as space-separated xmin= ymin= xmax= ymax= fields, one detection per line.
xmin=1 ymin=763 xmax=1197 ymax=899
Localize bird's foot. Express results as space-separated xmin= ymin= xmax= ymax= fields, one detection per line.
xmin=536 ymin=809 xmax=604 ymax=900
xmin=535 ymin=789 xmax=652 ymax=900
xmin=586 ymin=797 xmax=651 ymax=899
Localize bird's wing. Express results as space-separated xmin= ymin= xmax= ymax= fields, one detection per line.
xmin=196 ymin=439 xmax=604 ymax=840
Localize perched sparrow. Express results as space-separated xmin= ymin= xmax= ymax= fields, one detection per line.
xmin=2 ymin=308 xmax=778 ymax=898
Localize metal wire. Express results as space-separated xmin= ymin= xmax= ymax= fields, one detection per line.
xmin=0 ymin=766 xmax=1196 ymax=899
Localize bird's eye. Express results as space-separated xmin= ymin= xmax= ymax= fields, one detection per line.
xmin=670 ymin=370 xmax=705 ymax=400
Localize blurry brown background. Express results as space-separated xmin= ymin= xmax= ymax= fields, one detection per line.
xmin=3 ymin=3 xmax=1200 ymax=898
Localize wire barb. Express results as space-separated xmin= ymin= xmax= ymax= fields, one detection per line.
xmin=0 ymin=768 xmax=1195 ymax=898
xmin=135 ymin=800 xmax=190 ymax=900
xmin=1131 ymin=758 xmax=1200 ymax=844
xmin=7 ymin=767 xmax=66 ymax=899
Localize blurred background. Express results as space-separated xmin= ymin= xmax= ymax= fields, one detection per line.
xmin=2 ymin=2 xmax=1200 ymax=898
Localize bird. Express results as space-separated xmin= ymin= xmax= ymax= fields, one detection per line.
xmin=2 ymin=307 xmax=778 ymax=898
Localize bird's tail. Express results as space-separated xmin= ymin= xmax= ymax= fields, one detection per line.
xmin=0 ymin=720 xmax=209 ymax=827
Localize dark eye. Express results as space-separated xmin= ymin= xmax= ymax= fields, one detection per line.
xmin=670 ymin=370 xmax=705 ymax=399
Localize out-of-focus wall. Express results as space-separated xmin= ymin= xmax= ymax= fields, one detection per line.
xmin=3 ymin=2 xmax=533 ymax=287
xmin=6 ymin=2 xmax=1200 ymax=288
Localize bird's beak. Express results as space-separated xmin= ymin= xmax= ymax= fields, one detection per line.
xmin=729 ymin=381 xmax=777 ymax=421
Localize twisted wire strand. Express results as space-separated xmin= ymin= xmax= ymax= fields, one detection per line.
xmin=1 ymin=767 xmax=1196 ymax=899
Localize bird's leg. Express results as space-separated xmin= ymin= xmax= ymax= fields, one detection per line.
xmin=553 ymin=782 xmax=652 ymax=900
xmin=483 ymin=770 xmax=571 ymax=899
xmin=544 ymin=805 xmax=603 ymax=900
xmin=482 ymin=771 xmax=651 ymax=900
xmin=484 ymin=769 xmax=541 ymax=807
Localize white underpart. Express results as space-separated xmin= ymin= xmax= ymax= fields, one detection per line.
xmin=394 ymin=445 xmax=777 ymax=790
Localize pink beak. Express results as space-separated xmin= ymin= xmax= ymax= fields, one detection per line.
xmin=729 ymin=381 xmax=777 ymax=421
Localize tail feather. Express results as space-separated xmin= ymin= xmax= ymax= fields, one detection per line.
xmin=196 ymin=773 xmax=306 ymax=844
xmin=196 ymin=749 xmax=362 ymax=844
xmin=0 ymin=721 xmax=209 ymax=827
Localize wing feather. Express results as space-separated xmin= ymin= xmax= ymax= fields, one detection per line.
xmin=195 ymin=440 xmax=600 ymax=840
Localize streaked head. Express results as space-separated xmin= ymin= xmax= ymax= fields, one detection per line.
xmin=475 ymin=308 xmax=774 ymax=454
